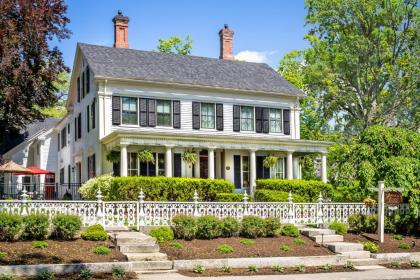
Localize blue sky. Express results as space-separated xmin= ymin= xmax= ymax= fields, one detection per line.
xmin=61 ymin=0 xmax=309 ymax=70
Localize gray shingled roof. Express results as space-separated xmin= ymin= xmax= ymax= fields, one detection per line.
xmin=79 ymin=43 xmax=304 ymax=97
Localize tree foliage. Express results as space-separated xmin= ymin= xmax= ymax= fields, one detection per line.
xmin=156 ymin=35 xmax=193 ymax=55
xmin=0 ymin=0 xmax=70 ymax=138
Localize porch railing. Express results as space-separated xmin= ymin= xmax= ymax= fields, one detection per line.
xmin=0 ymin=183 xmax=82 ymax=200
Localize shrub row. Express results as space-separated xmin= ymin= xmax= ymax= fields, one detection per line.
xmin=255 ymin=189 xmax=306 ymax=202
xmin=256 ymin=179 xmax=333 ymax=202
xmin=0 ymin=213 xmax=81 ymax=241
xmin=80 ymin=175 xmax=234 ymax=201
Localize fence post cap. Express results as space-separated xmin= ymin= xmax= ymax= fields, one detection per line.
xmin=138 ymin=188 xmax=145 ymax=201
xmin=243 ymin=190 xmax=248 ymax=203
xmin=96 ymin=188 xmax=103 ymax=202
xmin=318 ymin=192 xmax=323 ymax=203
xmin=21 ymin=189 xmax=28 ymax=201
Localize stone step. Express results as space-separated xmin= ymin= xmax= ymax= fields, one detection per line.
xmin=327 ymin=242 xmax=363 ymax=253
xmin=131 ymin=260 xmax=173 ymax=271
xmin=311 ymin=234 xmax=343 ymax=243
xmin=350 ymin=258 xmax=382 ymax=266
xmin=135 ymin=269 xmax=178 ymax=275
xmin=105 ymin=226 xmax=130 ymax=232
xmin=338 ymin=250 xmax=371 ymax=259
xmin=354 ymin=265 xmax=387 ymax=271
xmin=125 ymin=252 xmax=168 ymax=261
xmin=119 ymin=243 xmax=160 ymax=253
xmin=300 ymin=228 xmax=336 ymax=237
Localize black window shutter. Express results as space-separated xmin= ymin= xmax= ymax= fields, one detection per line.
xmin=77 ymin=113 xmax=82 ymax=139
xmin=233 ymin=105 xmax=240 ymax=132
xmin=283 ymin=109 xmax=290 ymax=135
xmin=173 ymin=100 xmax=181 ymax=129
xmin=256 ymin=156 xmax=263 ymax=179
xmin=216 ymin=103 xmax=223 ymax=131
xmin=139 ymin=98 xmax=148 ymax=127
xmin=92 ymin=98 xmax=96 ymax=129
xmin=77 ymin=77 xmax=80 ymax=102
xmin=74 ymin=118 xmax=77 ymax=141
xmin=86 ymin=105 xmax=90 ymax=132
xmin=262 ymin=108 xmax=269 ymax=133
xmin=81 ymin=71 xmax=85 ymax=98
xmin=174 ymin=153 xmax=182 ymax=177
xmin=255 ymin=107 xmax=262 ymax=133
xmin=57 ymin=133 xmax=60 ymax=151
xmin=148 ymin=99 xmax=156 ymax=127
xmin=86 ymin=67 xmax=90 ymax=94
xmin=112 ymin=96 xmax=121 ymax=125
xmin=192 ymin=102 xmax=200 ymax=130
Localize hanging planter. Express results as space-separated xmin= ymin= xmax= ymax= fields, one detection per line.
xmin=138 ymin=149 xmax=155 ymax=164
xmin=263 ymin=155 xmax=278 ymax=168
xmin=182 ymin=151 xmax=198 ymax=167
xmin=106 ymin=150 xmax=120 ymax=163
xmin=363 ymin=197 xmax=376 ymax=208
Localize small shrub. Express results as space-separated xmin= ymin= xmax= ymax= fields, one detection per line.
xmin=271 ymin=265 xmax=284 ymax=272
xmin=240 ymin=239 xmax=255 ymax=246
xmin=255 ymin=189 xmax=307 ymax=202
xmin=399 ymin=242 xmax=411 ymax=249
xmin=390 ymin=261 xmax=400 ymax=268
xmin=0 ymin=251 xmax=6 ymax=259
xmin=348 ymin=213 xmax=364 ymax=234
xmin=410 ymin=260 xmax=420 ymax=268
xmin=149 ymin=227 xmax=174 ymax=243
xmin=32 ymin=241 xmax=48 ymax=249
xmin=196 ymin=216 xmax=221 ymax=239
xmin=219 ymin=217 xmax=240 ymax=237
xmin=52 ymin=214 xmax=81 ymax=240
xmin=328 ymin=221 xmax=348 ymax=235
xmin=79 ymin=269 xmax=93 ymax=280
xmin=293 ymin=238 xmax=305 ymax=245
xmin=169 ymin=242 xmax=184 ymax=249
xmin=192 ymin=264 xmax=205 ymax=274
xmin=248 ymin=265 xmax=258 ymax=272
xmin=216 ymin=244 xmax=234 ymax=254
xmin=0 ymin=213 xmax=23 ymax=241
xmin=81 ymin=230 xmax=108 ymax=241
xmin=93 ymin=246 xmax=111 ymax=255
xmin=362 ymin=241 xmax=379 ymax=253
xmin=296 ymin=264 xmax=306 ymax=272
xmin=85 ymin=224 xmax=104 ymax=231
xmin=171 ymin=215 xmax=196 ymax=240
xmin=280 ymin=245 xmax=292 ymax=252
xmin=280 ymin=224 xmax=299 ymax=237
xmin=322 ymin=264 xmax=332 ymax=271
xmin=363 ymin=215 xmax=378 ymax=233
xmin=111 ymin=266 xmax=125 ymax=278
xmin=221 ymin=265 xmax=231 ymax=273
xmin=344 ymin=261 xmax=354 ymax=270
xmin=240 ymin=216 xmax=265 ymax=238
xmin=38 ymin=270 xmax=54 ymax=280
xmin=0 ymin=274 xmax=15 ymax=280
xmin=22 ymin=214 xmax=50 ymax=240
xmin=393 ymin=234 xmax=403 ymax=240
xmin=264 ymin=217 xmax=281 ymax=237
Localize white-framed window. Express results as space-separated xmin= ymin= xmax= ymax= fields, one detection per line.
xmin=242 ymin=156 xmax=250 ymax=188
xmin=241 ymin=106 xmax=254 ymax=131
xmin=122 ymin=97 xmax=138 ymax=125
xmin=128 ymin=152 xmax=138 ymax=176
xmin=201 ymin=103 xmax=215 ymax=129
xmin=270 ymin=108 xmax=282 ymax=133
xmin=270 ymin=158 xmax=285 ymax=179
xmin=156 ymin=100 xmax=172 ymax=126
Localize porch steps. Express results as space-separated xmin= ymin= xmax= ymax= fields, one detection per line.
xmin=125 ymin=252 xmax=168 ymax=261
xmin=326 ymin=242 xmax=364 ymax=253
xmin=300 ymin=228 xmax=335 ymax=237
xmin=119 ymin=244 xmax=160 ymax=253
xmin=338 ymin=250 xmax=371 ymax=259
xmin=311 ymin=234 xmax=343 ymax=243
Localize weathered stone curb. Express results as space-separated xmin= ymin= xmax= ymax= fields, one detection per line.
xmin=371 ymin=252 xmax=420 ymax=262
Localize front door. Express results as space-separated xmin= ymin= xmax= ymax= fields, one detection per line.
xmin=233 ymin=155 xmax=241 ymax=189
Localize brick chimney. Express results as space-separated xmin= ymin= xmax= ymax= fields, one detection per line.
xmin=219 ymin=24 xmax=234 ymax=60
xmin=113 ymin=10 xmax=129 ymax=48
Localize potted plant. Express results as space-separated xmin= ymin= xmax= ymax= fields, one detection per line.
xmin=138 ymin=149 xmax=155 ymax=164
xmin=263 ymin=155 xmax=278 ymax=168
xmin=182 ymin=151 xmax=198 ymax=168
xmin=106 ymin=150 xmax=120 ymax=163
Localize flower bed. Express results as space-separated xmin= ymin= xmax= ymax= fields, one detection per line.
xmin=344 ymin=233 xmax=420 ymax=253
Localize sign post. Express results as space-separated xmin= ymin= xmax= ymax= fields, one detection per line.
xmin=377 ymin=181 xmax=385 ymax=243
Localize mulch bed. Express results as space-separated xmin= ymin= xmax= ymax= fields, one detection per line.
xmin=180 ymin=265 xmax=355 ymax=277
xmin=18 ymin=272 xmax=137 ymax=279
xmin=344 ymin=233 xmax=420 ymax=253
xmin=0 ymin=239 xmax=127 ymax=265
xmin=384 ymin=263 xmax=420 ymax=269
xmin=160 ymin=235 xmax=332 ymax=260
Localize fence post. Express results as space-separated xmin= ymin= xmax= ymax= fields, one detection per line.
xmin=193 ymin=190 xmax=200 ymax=217
xmin=96 ymin=188 xmax=104 ymax=226
xmin=138 ymin=189 xmax=145 ymax=229
xmin=378 ymin=181 xmax=385 ymax=243
xmin=243 ymin=190 xmax=249 ymax=217
xmin=21 ymin=189 xmax=28 ymax=216
xmin=317 ymin=192 xmax=324 ymax=227
xmin=287 ymin=191 xmax=295 ymax=224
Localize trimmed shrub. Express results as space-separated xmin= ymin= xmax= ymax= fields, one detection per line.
xmin=85 ymin=224 xmax=105 ymax=232
xmin=362 ymin=241 xmax=379 ymax=253
xmin=219 ymin=217 xmax=240 ymax=238
xmin=280 ymin=224 xmax=299 ymax=237
xmin=348 ymin=213 xmax=364 ymax=234
xmin=240 ymin=216 xmax=265 ymax=238
xmin=149 ymin=227 xmax=174 ymax=243
xmin=216 ymin=244 xmax=234 ymax=254
xmin=196 ymin=216 xmax=221 ymax=239
xmin=0 ymin=213 xmax=23 ymax=241
xmin=363 ymin=215 xmax=378 ymax=233
xmin=293 ymin=238 xmax=305 ymax=245
xmin=256 ymin=179 xmax=333 ymax=202
xmin=81 ymin=176 xmax=234 ymax=201
xmin=52 ymin=214 xmax=81 ymax=240
xmin=93 ymin=246 xmax=111 ymax=255
xmin=348 ymin=214 xmax=377 ymax=234
xmin=328 ymin=221 xmax=348 ymax=235
xmin=255 ymin=189 xmax=306 ymax=202
xmin=399 ymin=242 xmax=411 ymax=249
xmin=172 ymin=215 xmax=197 ymax=240
xmin=216 ymin=193 xmax=243 ymax=202
xmin=22 ymin=214 xmax=50 ymax=240
xmin=240 ymin=239 xmax=255 ymax=246
xmin=264 ymin=217 xmax=281 ymax=237
xmin=81 ymin=224 xmax=108 ymax=241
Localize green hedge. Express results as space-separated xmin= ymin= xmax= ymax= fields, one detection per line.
xmin=255 ymin=189 xmax=307 ymax=202
xmin=256 ymin=179 xmax=333 ymax=202
xmin=81 ymin=176 xmax=234 ymax=201
xmin=215 ymin=192 xmax=253 ymax=202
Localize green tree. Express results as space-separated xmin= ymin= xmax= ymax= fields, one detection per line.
xmin=156 ymin=35 xmax=193 ymax=55
xmin=37 ymin=71 xmax=69 ymax=118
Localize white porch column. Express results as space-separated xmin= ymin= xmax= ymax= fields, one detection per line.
xmin=165 ymin=146 xmax=173 ymax=177
xmin=293 ymin=157 xmax=300 ymax=179
xmin=215 ymin=150 xmax=222 ymax=178
xmin=194 ymin=149 xmax=200 ymax=178
xmin=208 ymin=148 xmax=215 ymax=179
xmin=120 ymin=144 xmax=128 ymax=177
xmin=249 ymin=149 xmax=257 ymax=196
xmin=286 ymin=151 xmax=293 ymax=180
xmin=321 ymin=153 xmax=327 ymax=183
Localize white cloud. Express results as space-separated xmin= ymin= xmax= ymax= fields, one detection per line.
xmin=234 ymin=50 xmax=278 ymax=63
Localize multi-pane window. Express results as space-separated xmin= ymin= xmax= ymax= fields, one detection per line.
xmin=201 ymin=103 xmax=215 ymax=129
xmin=156 ymin=100 xmax=172 ymax=126
xmin=61 ymin=128 xmax=67 ymax=148
xmin=270 ymin=158 xmax=284 ymax=179
xmin=240 ymin=106 xmax=254 ymax=131
xmin=128 ymin=152 xmax=138 ymax=176
xmin=157 ymin=153 xmax=165 ymax=176
xmin=270 ymin=108 xmax=282 ymax=133
xmin=87 ymin=154 xmax=96 ymax=179
xmin=242 ymin=156 xmax=250 ymax=188
xmin=122 ymin=97 xmax=138 ymax=125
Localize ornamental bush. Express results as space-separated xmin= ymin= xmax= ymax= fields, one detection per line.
xmin=280 ymin=224 xmax=299 ymax=237
xmin=215 ymin=193 xmax=244 ymax=202
xmin=264 ymin=217 xmax=281 ymax=237
xmin=52 ymin=214 xmax=81 ymax=240
xmin=22 ymin=214 xmax=50 ymax=240
xmin=256 ymin=179 xmax=333 ymax=202
xmin=196 ymin=216 xmax=221 ymax=239
xmin=240 ymin=216 xmax=265 ymax=238
xmin=81 ymin=225 xmax=108 ymax=241
xmin=348 ymin=214 xmax=378 ymax=234
xmin=219 ymin=217 xmax=240 ymax=237
xmin=255 ymin=189 xmax=307 ymax=202
xmin=0 ymin=213 xmax=23 ymax=241
xmin=149 ymin=227 xmax=174 ymax=243
xmin=328 ymin=221 xmax=348 ymax=235
xmin=171 ymin=215 xmax=197 ymax=240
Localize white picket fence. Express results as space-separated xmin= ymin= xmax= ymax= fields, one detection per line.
xmin=0 ymin=189 xmax=411 ymax=229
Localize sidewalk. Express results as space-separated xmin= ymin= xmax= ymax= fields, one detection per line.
xmin=137 ymin=269 xmax=420 ymax=280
